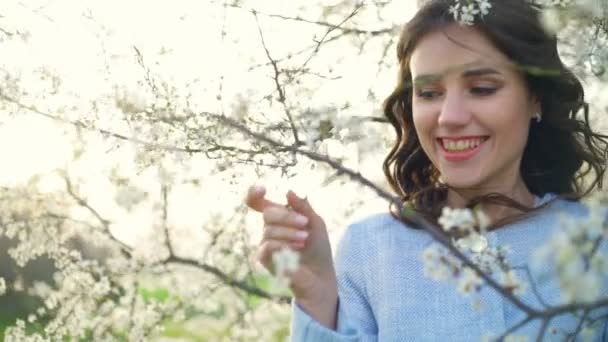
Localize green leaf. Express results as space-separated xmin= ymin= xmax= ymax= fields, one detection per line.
xmin=139 ymin=287 xmax=170 ymax=303
xmin=245 ymin=274 xmax=273 ymax=309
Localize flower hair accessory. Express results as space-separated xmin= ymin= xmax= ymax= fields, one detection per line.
xmin=448 ymin=0 xmax=493 ymax=25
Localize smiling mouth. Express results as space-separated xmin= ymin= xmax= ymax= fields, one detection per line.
xmin=438 ymin=136 xmax=489 ymax=153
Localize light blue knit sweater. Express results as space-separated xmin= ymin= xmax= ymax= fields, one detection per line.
xmin=290 ymin=194 xmax=608 ymax=341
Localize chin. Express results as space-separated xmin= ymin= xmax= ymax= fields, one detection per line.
xmin=441 ymin=173 xmax=485 ymax=190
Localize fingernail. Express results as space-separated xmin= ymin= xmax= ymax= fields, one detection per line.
xmin=295 ymin=230 xmax=309 ymax=240
xmin=294 ymin=215 xmax=309 ymax=226
xmin=287 ymin=190 xmax=298 ymax=200
xmin=252 ymin=185 xmax=265 ymax=195
xmin=291 ymin=240 xmax=306 ymax=249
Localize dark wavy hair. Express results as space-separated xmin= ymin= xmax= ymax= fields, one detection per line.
xmin=383 ymin=0 xmax=608 ymax=224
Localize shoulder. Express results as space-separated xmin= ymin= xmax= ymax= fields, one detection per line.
xmin=337 ymin=212 xmax=433 ymax=256
xmin=538 ymin=195 xmax=590 ymax=220
xmin=494 ymin=195 xmax=591 ymax=244
xmin=347 ymin=211 xmax=430 ymax=236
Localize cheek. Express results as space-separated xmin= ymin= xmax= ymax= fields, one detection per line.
xmin=412 ymin=111 xmax=438 ymax=161
xmin=481 ymin=105 xmax=531 ymax=158
xmin=412 ymin=109 xmax=435 ymax=144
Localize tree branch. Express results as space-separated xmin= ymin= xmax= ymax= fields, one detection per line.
xmin=253 ymin=12 xmax=301 ymax=145
xmin=227 ymin=4 xmax=393 ymax=36
xmin=164 ymin=255 xmax=290 ymax=304
xmin=211 ymin=113 xmax=608 ymax=334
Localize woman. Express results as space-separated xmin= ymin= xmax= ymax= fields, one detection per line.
xmin=245 ymin=0 xmax=608 ymax=340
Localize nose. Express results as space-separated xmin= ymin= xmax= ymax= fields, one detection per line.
xmin=437 ymin=91 xmax=472 ymax=127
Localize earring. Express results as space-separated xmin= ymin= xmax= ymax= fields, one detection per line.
xmin=533 ymin=112 xmax=542 ymax=123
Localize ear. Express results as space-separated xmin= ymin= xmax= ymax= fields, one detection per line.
xmin=528 ymin=95 xmax=541 ymax=120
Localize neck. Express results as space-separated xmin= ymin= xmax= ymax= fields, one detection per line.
xmin=446 ymin=178 xmax=536 ymax=225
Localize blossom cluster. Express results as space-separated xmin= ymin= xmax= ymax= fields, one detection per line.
xmin=424 ymin=206 xmax=526 ymax=298
xmin=445 ymin=0 xmax=606 ymax=29
xmin=532 ymin=192 xmax=608 ymax=303
xmin=424 ymin=191 xmax=608 ymax=339
xmin=272 ymin=246 xmax=301 ymax=290
xmin=447 ymin=0 xmax=493 ymax=25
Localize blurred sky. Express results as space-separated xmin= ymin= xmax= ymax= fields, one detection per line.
xmin=0 ymin=1 xmax=606 ymax=249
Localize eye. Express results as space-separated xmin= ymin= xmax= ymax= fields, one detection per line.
xmin=416 ymin=89 xmax=442 ymax=100
xmin=470 ymin=85 xmax=498 ymax=96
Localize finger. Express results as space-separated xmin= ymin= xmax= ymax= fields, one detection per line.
xmin=244 ymin=185 xmax=280 ymax=212
xmin=286 ymin=190 xmax=318 ymax=218
xmin=263 ymin=206 xmax=309 ymax=228
xmin=263 ymin=225 xmax=309 ymax=241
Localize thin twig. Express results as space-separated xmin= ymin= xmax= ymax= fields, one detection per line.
xmin=299 ymin=3 xmax=365 ymax=71
xmin=211 ymin=114 xmax=537 ymax=310
xmin=565 ymin=310 xmax=590 ymax=341
xmin=165 ymin=255 xmax=290 ymax=304
xmin=161 ymin=184 xmax=174 ymax=256
xmin=516 ymin=265 xmax=549 ymax=308
xmin=495 ymin=316 xmax=535 ymax=341
xmin=227 ymin=4 xmax=392 ymax=36
xmin=0 ymin=91 xmax=296 ymax=157
xmin=212 ymin=113 xmax=608 ymax=328
xmin=535 ymin=318 xmax=551 ymax=342
xmin=253 ymin=12 xmax=301 ymax=145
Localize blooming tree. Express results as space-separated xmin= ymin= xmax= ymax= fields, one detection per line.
xmin=0 ymin=0 xmax=606 ymax=341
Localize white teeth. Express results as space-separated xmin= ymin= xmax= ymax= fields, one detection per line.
xmin=442 ymin=138 xmax=484 ymax=152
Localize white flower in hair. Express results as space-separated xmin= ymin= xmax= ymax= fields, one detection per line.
xmin=447 ymin=0 xmax=493 ymax=25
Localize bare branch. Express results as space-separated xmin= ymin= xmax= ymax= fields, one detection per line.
xmin=133 ymin=46 xmax=158 ymax=93
xmin=228 ymin=4 xmax=393 ymax=36
xmin=253 ymin=12 xmax=301 ymax=145
xmin=564 ymin=310 xmax=590 ymax=341
xmin=0 ymin=91 xmax=287 ymax=158
xmin=534 ymin=318 xmax=551 ymax=342
xmin=211 ymin=113 xmax=608 ymax=333
xmin=298 ymin=3 xmax=366 ymax=71
xmin=495 ymin=316 xmax=535 ymax=341
xmin=164 ymin=255 xmax=290 ymax=304
xmin=161 ymin=184 xmax=174 ymax=256
xmin=514 ymin=265 xmax=549 ymax=308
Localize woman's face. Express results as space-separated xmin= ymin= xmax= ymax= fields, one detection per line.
xmin=409 ymin=25 xmax=539 ymax=192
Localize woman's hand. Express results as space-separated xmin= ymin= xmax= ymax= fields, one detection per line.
xmin=244 ymin=185 xmax=338 ymax=329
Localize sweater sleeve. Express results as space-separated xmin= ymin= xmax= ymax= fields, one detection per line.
xmin=290 ymin=222 xmax=379 ymax=341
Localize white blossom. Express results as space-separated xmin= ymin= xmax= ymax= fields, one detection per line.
xmin=531 ymin=192 xmax=608 ymax=303
xmin=272 ymin=247 xmax=300 ymax=277
xmin=504 ymin=335 xmax=529 ymax=342
xmin=480 ymin=333 xmax=530 ymax=342
xmin=457 ymin=268 xmax=483 ymax=295
xmin=114 ymin=185 xmax=148 ymax=211
xmin=474 ymin=207 xmax=491 ymax=232
xmin=423 ymin=244 xmax=460 ymax=281
xmin=455 ymin=233 xmax=489 ymax=253
xmin=448 ymin=0 xmax=493 ymax=25
xmin=581 ymin=324 xmax=597 ymax=341
xmin=0 ymin=277 xmax=6 ymax=296
xmin=540 ymin=8 xmax=564 ymax=34
xmin=498 ymin=270 xmax=527 ymax=295
xmin=272 ymin=247 xmax=301 ymax=289
xmin=115 ymin=86 xmax=150 ymax=114
xmin=439 ymin=207 xmax=476 ymax=232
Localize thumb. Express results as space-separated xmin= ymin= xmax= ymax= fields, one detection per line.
xmin=286 ymin=190 xmax=318 ymax=219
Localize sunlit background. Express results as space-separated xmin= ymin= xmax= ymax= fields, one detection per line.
xmin=0 ymin=0 xmax=607 ymax=340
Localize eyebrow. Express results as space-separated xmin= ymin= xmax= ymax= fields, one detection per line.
xmin=412 ymin=66 xmax=503 ymax=87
